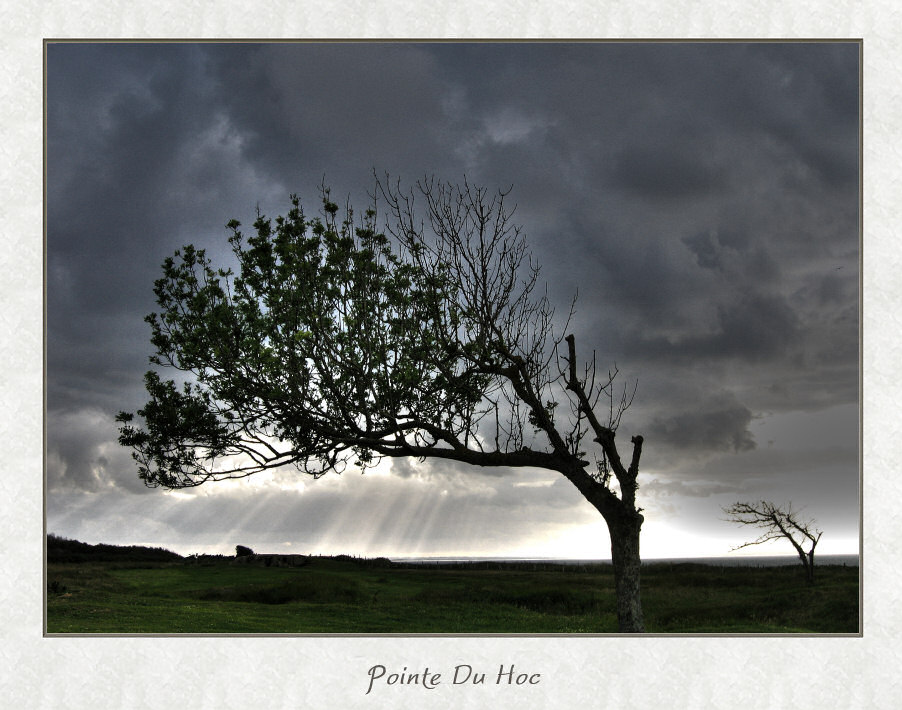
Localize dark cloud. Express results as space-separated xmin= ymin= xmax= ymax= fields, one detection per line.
xmin=627 ymin=291 xmax=801 ymax=365
xmin=645 ymin=391 xmax=756 ymax=454
xmin=681 ymin=227 xmax=765 ymax=273
xmin=47 ymin=408 xmax=148 ymax=495
xmin=205 ymin=43 xmax=465 ymax=190
xmin=610 ymin=143 xmax=726 ymax=199
xmin=682 ymin=231 xmax=723 ymax=270
xmin=46 ymin=42 xmax=859 ymax=557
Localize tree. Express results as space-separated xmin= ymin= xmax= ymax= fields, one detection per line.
xmin=235 ymin=545 xmax=255 ymax=557
xmin=723 ymin=500 xmax=822 ymax=584
xmin=117 ymin=176 xmax=647 ymax=632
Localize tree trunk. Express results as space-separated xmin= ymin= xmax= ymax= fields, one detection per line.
xmin=803 ymin=549 xmax=815 ymax=585
xmin=608 ymin=512 xmax=644 ymax=633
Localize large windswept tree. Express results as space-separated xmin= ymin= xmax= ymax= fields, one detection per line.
xmin=118 ymin=177 xmax=648 ymax=631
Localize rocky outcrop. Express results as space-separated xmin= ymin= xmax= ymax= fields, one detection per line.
xmin=232 ymin=553 xmax=309 ymax=568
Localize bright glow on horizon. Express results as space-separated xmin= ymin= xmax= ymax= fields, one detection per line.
xmin=51 ymin=449 xmax=858 ymax=561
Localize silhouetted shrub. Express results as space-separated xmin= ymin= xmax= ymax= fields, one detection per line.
xmin=235 ymin=545 xmax=255 ymax=557
xmin=47 ymin=533 xmax=182 ymax=564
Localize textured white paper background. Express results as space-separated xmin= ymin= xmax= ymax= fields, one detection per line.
xmin=4 ymin=2 xmax=898 ymax=707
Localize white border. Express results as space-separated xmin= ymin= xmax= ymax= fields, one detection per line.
xmin=6 ymin=2 xmax=896 ymax=707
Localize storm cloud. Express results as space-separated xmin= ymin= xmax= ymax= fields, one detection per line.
xmin=46 ymin=42 xmax=859 ymax=559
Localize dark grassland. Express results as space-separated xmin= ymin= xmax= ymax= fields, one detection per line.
xmin=45 ymin=537 xmax=859 ymax=634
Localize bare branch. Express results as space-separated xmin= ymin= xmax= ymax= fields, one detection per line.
xmin=723 ymin=500 xmax=823 ymax=583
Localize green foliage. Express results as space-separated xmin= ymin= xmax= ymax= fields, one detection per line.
xmin=46 ymin=555 xmax=859 ymax=634
xmin=640 ymin=562 xmax=858 ymax=633
xmin=119 ymin=184 xmax=516 ymax=488
xmin=198 ymin=573 xmax=363 ymax=605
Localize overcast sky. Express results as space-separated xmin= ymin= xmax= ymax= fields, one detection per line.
xmin=45 ymin=41 xmax=860 ymax=560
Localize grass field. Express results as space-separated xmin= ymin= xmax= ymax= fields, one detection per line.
xmin=45 ymin=553 xmax=859 ymax=634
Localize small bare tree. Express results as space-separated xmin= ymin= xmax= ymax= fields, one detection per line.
xmin=723 ymin=500 xmax=822 ymax=584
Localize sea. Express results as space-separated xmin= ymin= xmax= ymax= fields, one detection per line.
xmin=389 ymin=554 xmax=859 ymax=567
